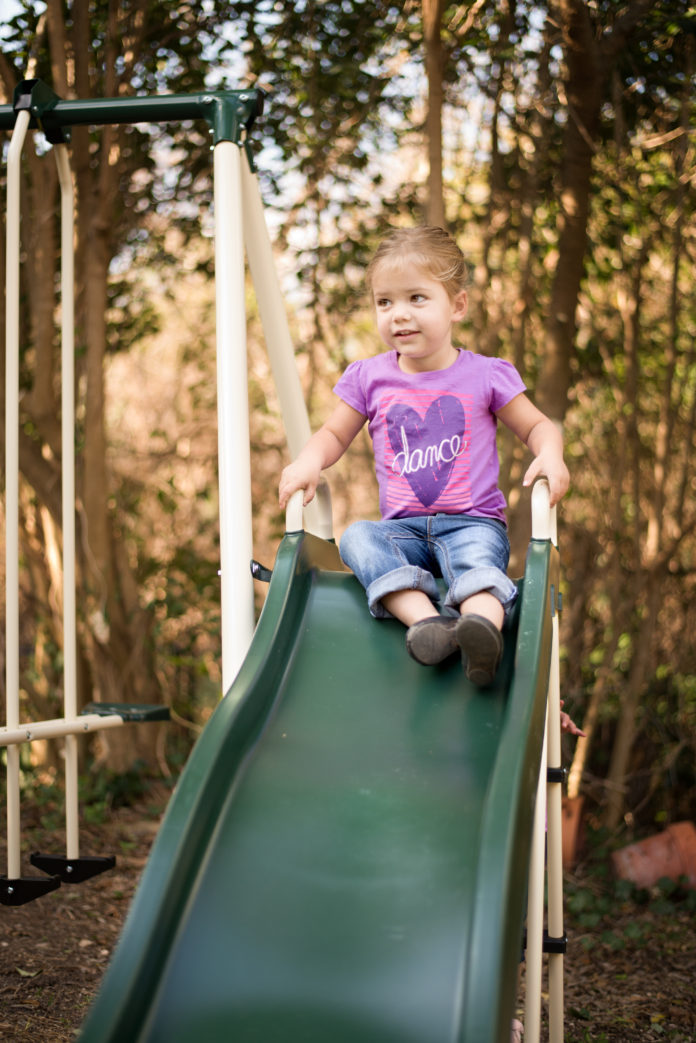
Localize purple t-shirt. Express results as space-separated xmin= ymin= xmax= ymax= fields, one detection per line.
xmin=334 ymin=349 xmax=526 ymax=522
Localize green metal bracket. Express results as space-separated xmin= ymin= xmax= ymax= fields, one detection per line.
xmin=1 ymin=79 xmax=264 ymax=146
xmin=13 ymin=78 xmax=68 ymax=143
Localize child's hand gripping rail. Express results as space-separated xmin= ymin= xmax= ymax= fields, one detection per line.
xmin=285 ymin=478 xmax=334 ymax=540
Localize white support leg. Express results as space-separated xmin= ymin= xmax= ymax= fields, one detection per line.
xmin=55 ymin=143 xmax=80 ymax=862
xmin=5 ymin=109 xmax=30 ymax=881
xmin=525 ymin=705 xmax=548 ymax=1043
xmin=213 ymin=141 xmax=255 ymax=694
xmin=546 ymin=595 xmax=565 ymax=1042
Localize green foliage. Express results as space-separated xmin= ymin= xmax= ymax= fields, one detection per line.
xmin=566 ymin=834 xmax=696 ymax=954
xmin=565 ymin=1027 xmax=610 ymax=1043
xmin=222 ymin=1 xmax=428 ymax=328
xmin=1 ymin=0 xmax=253 ymax=272
xmin=615 ymin=0 xmax=696 ymax=116
xmin=226 ymin=1 xmax=416 ymax=194
xmin=0 ymin=756 xmax=158 ymax=831
xmin=78 ymin=760 xmax=153 ymax=823
xmin=107 ymin=276 xmax=162 ymax=355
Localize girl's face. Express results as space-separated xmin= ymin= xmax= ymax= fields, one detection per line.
xmin=371 ymin=258 xmax=467 ymax=373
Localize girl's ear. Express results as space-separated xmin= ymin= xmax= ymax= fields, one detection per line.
xmin=452 ymin=289 xmax=468 ymax=321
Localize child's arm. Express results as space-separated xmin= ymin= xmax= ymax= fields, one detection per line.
xmin=279 ymin=400 xmax=367 ymax=509
xmin=496 ymin=393 xmax=570 ymax=506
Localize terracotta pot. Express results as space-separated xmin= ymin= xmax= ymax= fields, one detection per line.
xmin=562 ymin=795 xmax=585 ymax=869
xmin=611 ymin=821 xmax=696 ymax=889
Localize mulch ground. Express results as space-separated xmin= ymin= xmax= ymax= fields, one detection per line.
xmin=534 ymin=879 xmax=696 ymax=1042
xmin=0 ymin=797 xmax=162 ymax=1042
xmin=1 ymin=794 xmax=694 ymax=1042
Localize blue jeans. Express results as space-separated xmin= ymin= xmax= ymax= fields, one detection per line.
xmin=339 ymin=514 xmax=517 ymax=620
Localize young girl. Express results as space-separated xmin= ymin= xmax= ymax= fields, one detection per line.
xmin=279 ymin=227 xmax=570 ymax=686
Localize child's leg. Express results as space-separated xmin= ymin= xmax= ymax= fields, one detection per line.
xmin=454 ymin=578 xmax=507 ymax=687
xmin=339 ymin=518 xmax=441 ymax=619
xmin=433 ymin=516 xmax=514 ymax=684
xmin=340 ymin=518 xmax=458 ymax=664
xmin=384 ymin=590 xmax=506 ymax=672
xmin=455 ymin=610 xmax=504 ymax=686
xmin=381 ymin=589 xmax=440 ymax=627
xmin=339 ymin=517 xmax=508 ymax=675
xmin=459 ymin=590 xmax=504 ymax=630
xmin=435 ymin=516 xmax=516 ymax=622
xmin=382 ymin=589 xmax=460 ymax=665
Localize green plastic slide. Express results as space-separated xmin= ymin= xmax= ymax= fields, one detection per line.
xmin=79 ymin=527 xmax=557 ymax=1043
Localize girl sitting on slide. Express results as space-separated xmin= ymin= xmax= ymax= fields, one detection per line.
xmin=279 ymin=226 xmax=570 ymax=688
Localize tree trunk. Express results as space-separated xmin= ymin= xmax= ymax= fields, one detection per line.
xmin=539 ymin=0 xmax=656 ymax=422
xmin=422 ymin=0 xmax=447 ymax=227
xmin=73 ymin=136 xmax=161 ymax=771
xmin=537 ymin=0 xmax=603 ymax=420
xmin=604 ymin=576 xmax=661 ymax=831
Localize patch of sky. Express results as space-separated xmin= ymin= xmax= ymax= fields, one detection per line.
xmin=0 ymin=0 xmax=39 ymax=43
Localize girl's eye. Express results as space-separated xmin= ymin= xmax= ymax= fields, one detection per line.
xmin=376 ymin=298 xmax=391 ymax=308
xmin=412 ymin=294 xmax=426 ymax=303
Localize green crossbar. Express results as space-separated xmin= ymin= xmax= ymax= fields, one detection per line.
xmin=0 ymin=79 xmax=264 ymax=144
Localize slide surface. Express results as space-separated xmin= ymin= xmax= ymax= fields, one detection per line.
xmin=79 ymin=528 xmax=557 ymax=1043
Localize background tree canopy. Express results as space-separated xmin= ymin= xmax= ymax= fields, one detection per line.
xmin=1 ymin=0 xmax=695 ymax=841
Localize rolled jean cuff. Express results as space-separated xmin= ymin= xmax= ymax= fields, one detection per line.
xmin=366 ymin=566 xmax=441 ymax=619
xmin=445 ymin=566 xmax=518 ymax=620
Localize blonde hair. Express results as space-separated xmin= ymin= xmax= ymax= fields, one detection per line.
xmin=366 ymin=226 xmax=469 ymax=300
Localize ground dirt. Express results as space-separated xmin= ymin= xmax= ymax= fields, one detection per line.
xmin=0 ymin=794 xmax=694 ymax=1042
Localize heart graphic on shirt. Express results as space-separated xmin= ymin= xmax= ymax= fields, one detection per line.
xmin=386 ymin=395 xmax=467 ymax=507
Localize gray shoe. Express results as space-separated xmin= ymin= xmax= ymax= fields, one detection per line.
xmin=406 ymin=616 xmax=459 ymax=665
xmin=455 ymin=613 xmax=503 ymax=686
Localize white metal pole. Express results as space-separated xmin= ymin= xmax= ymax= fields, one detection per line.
xmin=55 ymin=143 xmax=80 ymax=861
xmin=239 ymin=154 xmax=328 ymax=539
xmin=213 ymin=141 xmax=255 ymax=694
xmin=547 ymin=594 xmax=565 ymax=1042
xmin=525 ymin=704 xmax=548 ymax=1043
xmin=5 ymin=109 xmax=30 ymax=881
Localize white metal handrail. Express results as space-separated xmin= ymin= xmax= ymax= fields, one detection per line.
xmin=525 ymin=478 xmax=564 ymax=1043
xmin=241 ymin=152 xmax=329 ymax=541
